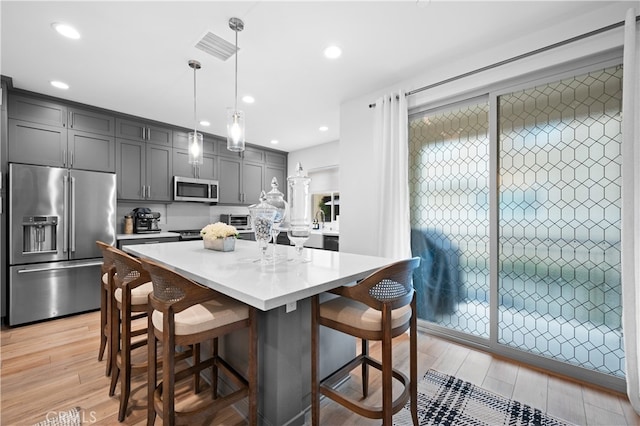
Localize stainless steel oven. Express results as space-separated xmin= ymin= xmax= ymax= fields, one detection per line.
xmin=220 ymin=214 xmax=251 ymax=230
xmin=173 ymin=176 xmax=218 ymax=203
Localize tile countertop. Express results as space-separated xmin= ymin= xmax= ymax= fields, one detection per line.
xmin=116 ymin=232 xmax=180 ymax=240
xmin=123 ymin=239 xmax=394 ymax=311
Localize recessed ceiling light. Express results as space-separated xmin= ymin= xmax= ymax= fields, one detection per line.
xmin=319 ymin=126 xmax=329 ymax=132
xmin=199 ymin=120 xmax=210 ymax=126
xmin=270 ymin=139 xmax=279 ymax=145
xmin=50 ymin=80 xmax=69 ymax=90
xmin=242 ymin=95 xmax=255 ymax=104
xmin=323 ymin=45 xmax=342 ymax=59
xmin=52 ymin=23 xmax=80 ymax=40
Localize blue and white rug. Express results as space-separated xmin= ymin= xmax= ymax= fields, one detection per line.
xmin=395 ymin=370 xmax=571 ymax=426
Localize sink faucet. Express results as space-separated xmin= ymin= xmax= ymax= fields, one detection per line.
xmin=314 ymin=210 xmax=326 ymax=229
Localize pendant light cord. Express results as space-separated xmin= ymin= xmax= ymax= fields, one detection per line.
xmin=234 ymin=27 xmax=238 ymax=113
xmin=193 ymin=64 xmax=197 ymax=134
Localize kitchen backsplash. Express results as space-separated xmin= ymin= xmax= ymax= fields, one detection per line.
xmin=117 ymin=202 xmax=249 ymax=233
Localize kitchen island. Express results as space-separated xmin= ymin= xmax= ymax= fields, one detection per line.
xmin=124 ymin=239 xmax=397 ymax=425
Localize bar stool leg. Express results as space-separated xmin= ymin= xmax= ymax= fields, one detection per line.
xmin=118 ymin=304 xmax=132 ymax=422
xmin=147 ymin=306 xmax=157 ymax=426
xmin=410 ymin=296 xmax=418 ymax=426
xmin=382 ymin=306 xmax=392 ymax=426
xmin=109 ymin=296 xmax=120 ymax=397
xmin=361 ymin=339 xmax=369 ymax=397
xmin=212 ymin=338 xmax=219 ymax=399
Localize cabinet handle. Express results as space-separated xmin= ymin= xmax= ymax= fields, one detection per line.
xmin=70 ymin=150 xmax=74 ymax=167
xmin=145 ymin=127 xmax=150 ymax=140
xmin=62 ymin=149 xmax=66 ymax=167
xmin=69 ymin=111 xmax=74 ymax=128
xmin=142 ymin=185 xmax=146 ymax=198
xmin=141 ymin=127 xmax=146 ymax=140
xmin=147 ymin=185 xmax=151 ymax=198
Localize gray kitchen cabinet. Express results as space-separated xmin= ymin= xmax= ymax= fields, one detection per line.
xmin=8 ymin=95 xmax=67 ymax=127
xmin=8 ymin=119 xmax=116 ymax=172
xmin=67 ymin=130 xmax=115 ymax=172
xmin=8 ymin=119 xmax=66 ymax=167
xmin=265 ymin=163 xmax=286 ymax=192
xmin=172 ymin=149 xmax=217 ymax=180
xmin=173 ymin=131 xmax=218 ymax=154
xmin=116 ymin=118 xmax=172 ymax=146
xmin=218 ymin=156 xmax=243 ymax=204
xmin=116 ymin=139 xmax=172 ymax=201
xmin=68 ymin=107 xmax=115 ymax=136
xmin=242 ymin=161 xmax=265 ymax=204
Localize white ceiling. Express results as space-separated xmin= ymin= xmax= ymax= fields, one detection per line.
xmin=0 ymin=1 xmax=632 ymax=153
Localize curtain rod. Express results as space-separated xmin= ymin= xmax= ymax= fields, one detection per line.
xmin=368 ymin=14 xmax=639 ymax=109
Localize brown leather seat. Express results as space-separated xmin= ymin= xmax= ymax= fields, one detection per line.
xmin=311 ymin=257 xmax=421 ymax=426
xmin=141 ymin=257 xmax=258 ymax=426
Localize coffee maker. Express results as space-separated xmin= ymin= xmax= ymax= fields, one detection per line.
xmin=132 ymin=207 xmax=161 ymax=233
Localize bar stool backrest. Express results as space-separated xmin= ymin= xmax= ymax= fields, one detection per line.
xmin=105 ymin=246 xmax=150 ymax=289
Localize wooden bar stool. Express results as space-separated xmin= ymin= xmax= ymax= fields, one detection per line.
xmin=106 ymin=246 xmax=156 ymax=422
xmin=141 ymin=258 xmax=258 ymax=426
xmin=96 ymin=240 xmax=116 ymax=377
xmin=311 ymin=257 xmax=421 ymax=426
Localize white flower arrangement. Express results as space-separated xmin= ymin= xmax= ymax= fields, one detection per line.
xmin=200 ymin=222 xmax=239 ymax=241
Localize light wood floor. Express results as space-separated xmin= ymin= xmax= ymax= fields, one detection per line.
xmin=1 ymin=310 xmax=638 ymax=425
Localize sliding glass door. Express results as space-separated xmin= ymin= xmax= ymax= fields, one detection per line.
xmin=409 ymin=63 xmax=625 ymax=383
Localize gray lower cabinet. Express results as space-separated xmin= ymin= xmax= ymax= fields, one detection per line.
xmin=116 ymin=139 xmax=172 ymax=201
xmin=173 ymin=149 xmax=217 ymax=180
xmin=8 ymin=119 xmax=115 ymax=172
xmin=242 ymin=161 xmax=265 ymax=204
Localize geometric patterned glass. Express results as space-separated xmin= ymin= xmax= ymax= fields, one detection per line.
xmin=409 ymin=101 xmax=490 ymax=338
xmin=498 ymin=65 xmax=624 ymax=377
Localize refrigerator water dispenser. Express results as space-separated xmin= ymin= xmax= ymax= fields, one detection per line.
xmin=22 ymin=215 xmax=58 ymax=254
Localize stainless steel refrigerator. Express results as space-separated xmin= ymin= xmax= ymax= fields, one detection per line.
xmin=8 ymin=163 xmax=116 ymax=325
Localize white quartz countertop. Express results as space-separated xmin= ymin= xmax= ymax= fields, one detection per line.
xmin=124 ymin=239 xmax=396 ymax=311
xmin=117 ymin=232 xmax=180 ymax=240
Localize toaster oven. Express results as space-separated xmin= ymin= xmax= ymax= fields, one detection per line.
xmin=220 ymin=214 xmax=251 ymax=230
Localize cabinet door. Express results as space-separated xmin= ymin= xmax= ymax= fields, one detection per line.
xmin=218 ymin=156 xmax=242 ymax=204
xmin=173 ymin=131 xmax=217 ymax=154
xmin=217 ymin=139 xmax=242 ymax=158
xmin=146 ymin=144 xmax=172 ymax=201
xmin=8 ymin=119 xmax=66 ymax=167
xmin=8 ymin=95 xmax=67 ymax=127
xmin=243 ymin=146 xmax=265 ymax=163
xmin=116 ymin=139 xmax=145 ymax=200
xmin=68 ymin=130 xmax=116 ymax=172
xmin=116 ymin=118 xmax=146 ymax=142
xmin=199 ymin=153 xmax=217 ymax=180
xmin=265 ymin=164 xmax=286 ymax=195
xmin=68 ymin=108 xmax=115 ymax=136
xmin=172 ymin=149 xmax=196 ymax=178
xmin=242 ymin=161 xmax=265 ymax=205
xmin=146 ymin=124 xmax=172 ymax=146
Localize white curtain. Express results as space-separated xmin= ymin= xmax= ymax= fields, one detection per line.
xmin=373 ymin=91 xmax=411 ymax=259
xmin=622 ymin=8 xmax=640 ymax=414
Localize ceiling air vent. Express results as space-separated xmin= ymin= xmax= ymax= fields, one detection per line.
xmin=195 ymin=31 xmax=238 ymax=61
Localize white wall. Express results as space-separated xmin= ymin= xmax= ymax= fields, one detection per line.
xmin=287 ymin=139 xmax=340 ymax=177
xmin=339 ymin=3 xmax=632 ymax=256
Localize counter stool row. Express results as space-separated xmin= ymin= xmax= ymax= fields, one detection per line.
xmin=97 ymin=241 xmax=420 ymax=426
xmin=96 ymin=241 xmax=257 ymax=425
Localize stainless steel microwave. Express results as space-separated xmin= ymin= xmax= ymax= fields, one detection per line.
xmin=173 ymin=176 xmax=219 ymax=203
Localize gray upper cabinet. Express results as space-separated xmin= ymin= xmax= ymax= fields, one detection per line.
xmin=218 ymin=156 xmax=243 ymax=204
xmin=116 ymin=118 xmax=172 ymax=146
xmin=116 ymin=139 xmax=172 ymax=201
xmin=7 ymin=94 xmax=116 ymax=172
xmin=173 ymin=149 xmax=217 ymax=180
xmin=173 ymin=131 xmax=218 ymax=154
xmin=8 ymin=119 xmax=66 ymax=167
xmin=68 ymin=108 xmax=115 ymax=136
xmin=8 ymin=95 xmax=67 ymax=127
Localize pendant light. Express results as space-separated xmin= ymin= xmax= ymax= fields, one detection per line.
xmin=227 ymin=17 xmax=245 ymax=152
xmin=188 ymin=59 xmax=204 ymax=165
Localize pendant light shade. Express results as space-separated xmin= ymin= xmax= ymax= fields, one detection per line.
xmin=188 ymin=59 xmax=203 ymax=165
xmin=227 ymin=17 xmax=245 ymax=153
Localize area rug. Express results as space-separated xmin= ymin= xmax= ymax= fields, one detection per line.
xmin=394 ymin=370 xmax=571 ymax=426
xmin=31 ymin=407 xmax=81 ymax=426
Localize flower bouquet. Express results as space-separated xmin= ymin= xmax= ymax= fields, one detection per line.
xmin=200 ymin=222 xmax=239 ymax=252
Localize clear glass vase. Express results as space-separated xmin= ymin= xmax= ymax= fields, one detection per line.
xmin=248 ymin=191 xmax=277 ymax=264
xmin=287 ymin=163 xmax=311 ymax=263
xmin=264 ymin=177 xmax=289 ymax=262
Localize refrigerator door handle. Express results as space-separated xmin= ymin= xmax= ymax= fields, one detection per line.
xmin=16 ymin=261 xmax=103 ymax=274
xmin=63 ymin=175 xmax=69 ymax=253
xmin=70 ymin=176 xmax=76 ymax=252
